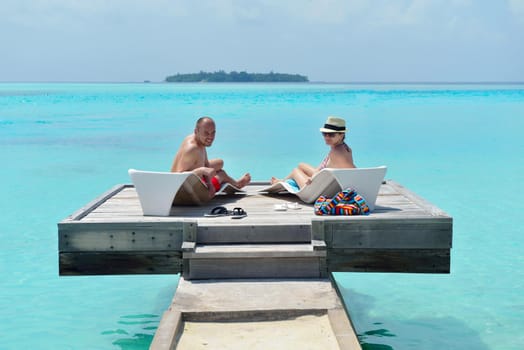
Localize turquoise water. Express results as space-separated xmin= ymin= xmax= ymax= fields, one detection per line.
xmin=1 ymin=83 xmax=523 ymax=349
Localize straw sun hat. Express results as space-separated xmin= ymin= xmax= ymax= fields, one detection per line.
xmin=319 ymin=116 xmax=347 ymax=133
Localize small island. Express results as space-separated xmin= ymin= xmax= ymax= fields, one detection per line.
xmin=165 ymin=70 xmax=308 ymax=83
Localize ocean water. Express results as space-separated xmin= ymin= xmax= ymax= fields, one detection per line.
xmin=0 ymin=82 xmax=523 ymax=349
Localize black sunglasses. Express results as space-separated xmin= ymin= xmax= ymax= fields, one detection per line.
xmin=322 ymin=132 xmax=338 ymax=137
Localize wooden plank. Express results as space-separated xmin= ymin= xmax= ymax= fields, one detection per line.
xmin=327 ymin=218 xmax=452 ymax=249
xmin=65 ymin=184 xmax=130 ymax=221
xmin=311 ymin=219 xmax=325 ymax=241
xmin=171 ymin=278 xmax=343 ymax=313
xmin=196 ymin=224 xmax=311 ymax=243
xmin=149 ymin=310 xmax=182 ymax=350
xmin=188 ymin=257 xmax=323 ymax=279
xmin=183 ymin=221 xmax=197 ymax=242
xmin=327 ymin=309 xmax=362 ymax=350
xmin=312 ymin=240 xmax=327 ymax=251
xmin=78 ymin=215 xmax=179 ymax=223
xmin=58 ymin=222 xmax=185 ymax=252
xmin=181 ymin=241 xmax=196 ymax=252
xmin=59 ymin=229 xmax=184 ymax=252
xmin=184 ymin=244 xmax=326 ymax=259
xmin=388 ymin=181 xmax=451 ymax=217
xmin=59 ymin=251 xmax=182 ymax=275
xmin=327 ymin=248 xmax=450 ymax=273
xmin=58 ymin=221 xmax=193 ymax=233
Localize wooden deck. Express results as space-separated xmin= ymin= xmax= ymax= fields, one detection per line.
xmin=58 ymin=180 xmax=451 ymax=349
xmin=58 ymin=180 xmax=452 ymax=276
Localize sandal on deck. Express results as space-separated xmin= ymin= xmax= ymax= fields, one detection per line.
xmin=286 ymin=202 xmax=301 ymax=210
xmin=231 ymin=207 xmax=247 ymax=219
xmin=274 ymin=204 xmax=287 ymax=211
xmin=204 ymin=206 xmax=231 ymax=217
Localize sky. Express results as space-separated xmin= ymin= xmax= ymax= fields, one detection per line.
xmin=1 ymin=0 xmax=523 ymax=83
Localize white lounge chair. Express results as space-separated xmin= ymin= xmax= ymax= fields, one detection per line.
xmin=259 ymin=166 xmax=387 ymax=211
xmin=128 ymin=169 xmax=243 ymax=216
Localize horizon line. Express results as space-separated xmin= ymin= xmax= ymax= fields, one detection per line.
xmin=1 ymin=80 xmax=523 ymax=85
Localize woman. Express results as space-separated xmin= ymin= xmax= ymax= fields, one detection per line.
xmin=270 ymin=116 xmax=356 ymax=190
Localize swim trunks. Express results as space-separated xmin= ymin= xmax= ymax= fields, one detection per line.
xmin=210 ymin=176 xmax=221 ymax=191
xmin=202 ymin=176 xmax=222 ymax=192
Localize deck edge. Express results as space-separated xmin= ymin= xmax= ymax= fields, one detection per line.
xmin=387 ymin=180 xmax=452 ymax=217
xmin=60 ymin=183 xmax=131 ymax=222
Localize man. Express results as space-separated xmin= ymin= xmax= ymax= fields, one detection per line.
xmin=171 ymin=116 xmax=251 ymax=198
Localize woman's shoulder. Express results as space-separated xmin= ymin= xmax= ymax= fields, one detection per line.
xmin=334 ymin=142 xmax=351 ymax=153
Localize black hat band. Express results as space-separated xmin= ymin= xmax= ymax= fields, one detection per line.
xmin=323 ymin=123 xmax=345 ymax=131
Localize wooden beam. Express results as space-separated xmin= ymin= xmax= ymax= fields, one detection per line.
xmin=328 ymin=218 xmax=452 ymax=249
xmin=58 ymin=222 xmax=185 ymax=252
xmin=59 ymin=251 xmax=182 ymax=275
xmin=327 ymin=248 xmax=450 ymax=273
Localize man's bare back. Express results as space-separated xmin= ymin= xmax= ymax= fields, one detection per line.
xmin=170 ymin=117 xmax=251 ymax=197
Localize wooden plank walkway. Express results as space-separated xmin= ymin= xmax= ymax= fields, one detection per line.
xmin=150 ymin=278 xmax=361 ymax=350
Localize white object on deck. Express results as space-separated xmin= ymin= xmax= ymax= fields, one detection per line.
xmin=128 ymin=169 xmax=243 ymax=216
xmin=259 ymin=166 xmax=387 ymax=210
xmin=129 ymin=169 xmax=193 ymax=216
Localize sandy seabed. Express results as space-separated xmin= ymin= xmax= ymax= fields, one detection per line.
xmin=175 ymin=314 xmax=340 ymax=350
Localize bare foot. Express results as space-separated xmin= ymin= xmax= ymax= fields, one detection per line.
xmin=236 ymin=173 xmax=251 ymax=188
xmin=270 ymin=176 xmax=281 ymax=185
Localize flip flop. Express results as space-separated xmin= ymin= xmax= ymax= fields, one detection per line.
xmin=286 ymin=202 xmax=302 ymax=210
xmin=231 ymin=207 xmax=247 ymax=219
xmin=204 ymin=206 xmax=231 ymax=217
xmin=274 ymin=204 xmax=287 ymax=211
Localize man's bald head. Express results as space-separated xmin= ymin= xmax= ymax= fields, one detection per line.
xmin=194 ymin=116 xmax=216 ymax=147
xmin=196 ymin=116 xmax=215 ymax=128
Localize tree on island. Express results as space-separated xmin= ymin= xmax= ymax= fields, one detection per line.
xmin=165 ymin=70 xmax=308 ymax=82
